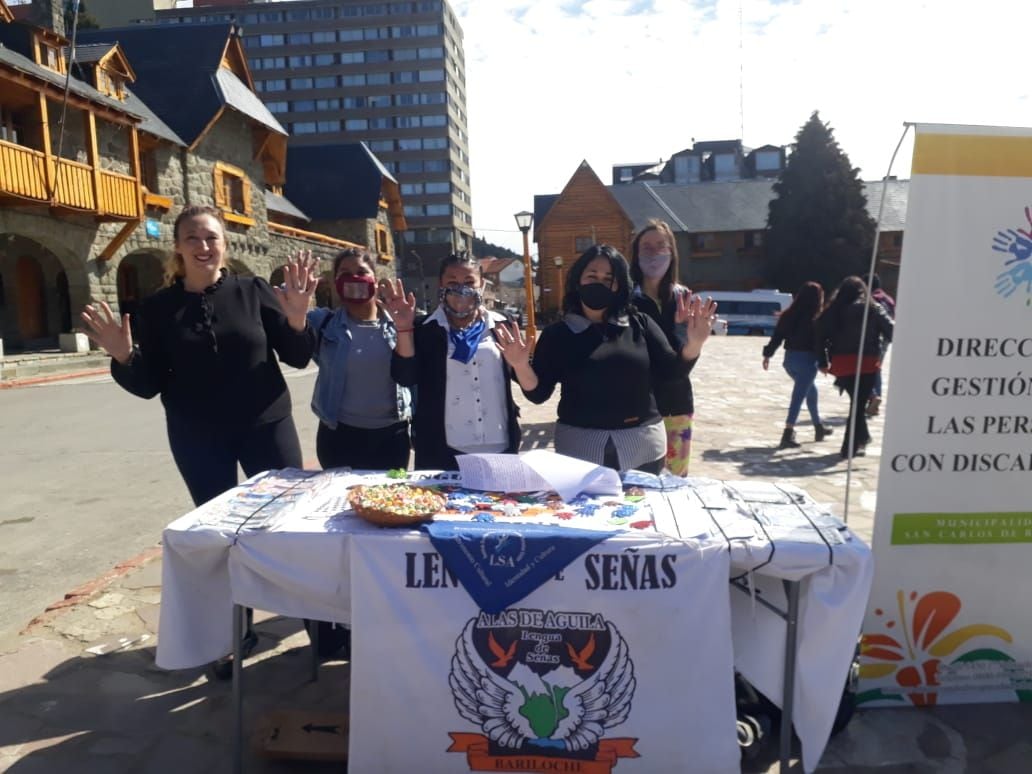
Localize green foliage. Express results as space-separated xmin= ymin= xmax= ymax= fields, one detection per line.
xmin=765 ymin=111 xmax=875 ymax=293
xmin=473 ymin=235 xmax=520 ymax=261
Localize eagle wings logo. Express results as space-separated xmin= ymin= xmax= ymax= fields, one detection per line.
xmin=448 ymin=617 xmax=635 ymax=754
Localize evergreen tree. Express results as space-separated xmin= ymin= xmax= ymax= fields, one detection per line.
xmin=472 ymin=235 xmax=520 ymax=261
xmin=765 ymin=111 xmax=875 ymax=293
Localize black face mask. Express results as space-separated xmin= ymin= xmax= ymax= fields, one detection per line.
xmin=579 ymin=282 xmax=616 ymax=311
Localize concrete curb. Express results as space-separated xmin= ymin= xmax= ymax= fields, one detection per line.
xmin=20 ymin=545 xmax=163 ymax=634
xmin=0 ymin=367 xmax=109 ymax=389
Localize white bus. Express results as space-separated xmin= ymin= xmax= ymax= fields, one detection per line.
xmin=698 ymin=289 xmax=792 ymax=336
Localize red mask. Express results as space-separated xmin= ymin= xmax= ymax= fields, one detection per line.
xmin=335 ymin=273 xmax=377 ymax=304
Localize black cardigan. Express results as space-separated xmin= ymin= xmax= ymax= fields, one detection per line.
xmin=111 ymin=274 xmax=315 ymax=428
xmin=391 ymin=314 xmax=521 ymax=470
xmin=523 ymin=313 xmax=689 ymax=430
xmin=633 ymin=291 xmax=697 ymax=415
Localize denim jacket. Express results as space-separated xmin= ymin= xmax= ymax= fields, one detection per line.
xmin=307 ymin=307 xmax=412 ymax=429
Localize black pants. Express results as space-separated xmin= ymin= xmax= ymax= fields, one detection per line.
xmin=840 ymin=373 xmax=877 ymax=457
xmin=316 ymin=420 xmax=411 ymax=471
xmin=602 ymin=438 xmax=665 ymax=475
xmin=167 ymin=414 xmax=303 ymax=508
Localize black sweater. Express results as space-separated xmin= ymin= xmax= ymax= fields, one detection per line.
xmin=523 ymin=313 xmax=688 ymax=430
xmin=633 ymin=290 xmax=697 ymax=415
xmin=391 ymin=315 xmax=521 ymax=470
xmin=815 ymin=301 xmax=894 ymax=369
xmin=762 ymin=311 xmax=819 ymax=359
xmin=111 ymin=274 xmax=315 ymax=427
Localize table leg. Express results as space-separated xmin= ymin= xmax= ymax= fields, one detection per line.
xmin=233 ymin=603 xmax=244 ymax=774
xmin=780 ymin=580 xmax=801 ymax=771
xmin=310 ymin=621 xmax=320 ymax=683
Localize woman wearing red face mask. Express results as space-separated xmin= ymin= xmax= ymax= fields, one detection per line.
xmin=306 ymin=247 xmax=412 ymax=470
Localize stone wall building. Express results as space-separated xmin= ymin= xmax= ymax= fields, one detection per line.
xmin=0 ymin=5 xmax=392 ymax=353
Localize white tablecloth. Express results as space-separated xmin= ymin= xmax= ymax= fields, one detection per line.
xmin=157 ymin=470 xmax=872 ymax=773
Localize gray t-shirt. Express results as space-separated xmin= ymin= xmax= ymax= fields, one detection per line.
xmin=336 ymin=320 xmax=400 ymax=429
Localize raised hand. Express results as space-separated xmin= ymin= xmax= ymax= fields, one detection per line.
xmin=994 ymin=261 xmax=1032 ymax=298
xmin=80 ymin=300 xmax=133 ymax=364
xmin=991 ymin=229 xmax=1032 ymax=265
xmin=274 ymin=250 xmax=320 ymax=330
xmin=675 ymin=293 xmax=718 ymax=359
xmin=493 ymin=321 xmax=531 ymax=368
xmin=380 ymin=277 xmax=416 ymax=330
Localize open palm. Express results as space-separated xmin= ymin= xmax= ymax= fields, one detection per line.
xmin=81 ymin=301 xmax=133 ymax=363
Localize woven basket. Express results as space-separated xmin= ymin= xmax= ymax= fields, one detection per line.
xmin=348 ymin=484 xmax=445 ymax=528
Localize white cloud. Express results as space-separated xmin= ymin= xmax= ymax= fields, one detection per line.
xmin=453 ymin=0 xmax=1032 ymax=254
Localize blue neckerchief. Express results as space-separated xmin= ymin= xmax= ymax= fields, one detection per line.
xmin=449 ymin=316 xmax=487 ymax=363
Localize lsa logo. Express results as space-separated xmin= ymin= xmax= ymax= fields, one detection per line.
xmin=991 ymin=206 xmax=1032 ymax=302
xmin=447 ymin=609 xmax=640 ymax=772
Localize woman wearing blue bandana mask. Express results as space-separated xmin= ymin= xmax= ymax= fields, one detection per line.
xmin=496 ymin=244 xmax=716 ymax=475
xmin=386 ymin=251 xmax=522 ymax=470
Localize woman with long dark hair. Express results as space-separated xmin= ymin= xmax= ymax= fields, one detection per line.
xmin=629 ymin=219 xmax=709 ymax=474
xmin=496 ymin=244 xmax=716 ymax=474
xmin=762 ymin=281 xmax=833 ymax=449
xmin=815 ymin=276 xmax=894 ymax=459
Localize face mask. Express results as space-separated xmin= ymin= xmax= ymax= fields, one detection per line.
xmin=335 ymin=273 xmax=377 ymax=304
xmin=639 ymin=252 xmax=671 ymax=280
xmin=439 ymin=284 xmax=482 ymax=319
xmin=579 ymin=282 xmax=616 ymax=311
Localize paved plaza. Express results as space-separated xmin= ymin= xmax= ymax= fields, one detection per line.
xmin=1 ymin=336 xmax=1030 ymax=773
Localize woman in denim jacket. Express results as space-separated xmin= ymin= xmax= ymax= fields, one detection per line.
xmin=306 ymin=247 xmax=412 ymax=470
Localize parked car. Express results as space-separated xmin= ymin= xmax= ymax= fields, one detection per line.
xmin=697 ymin=289 xmax=791 ymax=336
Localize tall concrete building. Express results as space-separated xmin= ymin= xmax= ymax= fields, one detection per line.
xmin=151 ymin=0 xmax=472 ymax=299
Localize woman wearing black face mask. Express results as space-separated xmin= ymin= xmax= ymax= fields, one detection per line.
xmin=306 ymin=247 xmax=412 ymax=470
xmin=385 ymin=250 xmax=522 ymax=470
xmin=496 ymin=245 xmax=716 ymax=474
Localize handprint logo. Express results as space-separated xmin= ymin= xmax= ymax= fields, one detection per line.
xmin=991 ymin=207 xmax=1032 ymax=300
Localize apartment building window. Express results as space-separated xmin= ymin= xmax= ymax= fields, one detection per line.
xmin=341 ymin=74 xmax=367 ymax=86
xmin=392 ymin=70 xmax=416 ymax=84
xmin=241 ymin=12 xmax=258 ymax=24
xmin=364 ymin=4 xmax=387 ymax=15
xmin=312 ymin=31 xmax=336 ymax=44
xmin=267 ymin=101 xmax=289 ymax=113
xmin=313 ymin=7 xmax=337 ymax=20
xmin=287 ymin=8 xmax=311 ymax=21
xmin=368 ymin=140 xmax=394 ymax=151
xmin=425 ymin=182 xmax=450 ymax=194
xmin=293 ymin=122 xmax=317 ymax=134
xmin=292 ymin=100 xmax=316 ymax=112
xmin=423 ymin=137 xmax=448 ymax=150
xmin=260 ymin=11 xmax=283 ymax=22
xmin=369 ymin=117 xmax=391 ymax=129
xmin=339 ymin=29 xmax=363 ymax=41
xmin=421 ymin=92 xmax=446 ymax=105
xmin=318 ymin=120 xmax=342 ymax=132
xmin=418 ymin=47 xmax=443 ymax=59
xmin=401 ymin=183 xmax=423 ymax=195
xmin=261 ymin=57 xmax=286 ymax=69
xmin=399 ymin=160 xmax=424 ymax=173
xmin=368 ymin=73 xmax=390 ymax=85
xmin=364 ymin=27 xmax=389 ymax=40
xmin=393 ymin=48 xmax=418 ymax=61
xmin=290 ymin=77 xmax=314 ymax=89
xmin=395 ymin=115 xmax=419 ymax=128
xmin=422 ymin=114 xmax=447 ymax=127
xmin=395 ymin=93 xmax=417 ymax=106
xmin=404 ymin=204 xmax=425 ymax=217
xmin=343 ymin=96 xmax=366 ymax=108
xmin=398 ymin=138 xmax=422 ymax=150
xmin=345 ymin=119 xmax=369 ymax=130
xmin=417 ymin=23 xmax=442 ymax=35
xmin=314 ymin=53 xmax=336 ymax=66
xmin=213 ymin=162 xmax=252 ymax=223
xmin=424 ymin=159 xmax=448 ymax=172
xmin=259 ymin=34 xmax=285 ymax=47
xmin=316 ymin=98 xmax=341 ymax=110
xmin=390 ymin=3 xmax=414 ymax=13
xmin=425 ymin=204 xmax=453 ymax=217
xmin=289 ymin=55 xmax=312 ymax=67
xmin=367 ymin=95 xmax=391 ymax=108
xmin=392 ymin=25 xmax=415 ymax=37
xmin=366 ymin=50 xmax=390 ymax=63
xmin=340 ymin=52 xmax=366 ymax=64
xmin=314 ymin=76 xmax=338 ymax=88
xmin=261 ymin=79 xmax=286 ymax=92
xmin=288 ymin=32 xmax=312 ymax=45
xmin=419 ymin=69 xmax=445 ymax=82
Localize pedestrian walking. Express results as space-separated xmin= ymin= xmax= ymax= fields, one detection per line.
xmin=866 ymin=274 xmax=896 ymax=417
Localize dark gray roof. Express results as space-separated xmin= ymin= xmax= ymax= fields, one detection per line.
xmin=67 ymin=42 xmax=114 ymax=65
xmin=265 ymin=189 xmax=309 ymax=222
xmin=536 ymin=178 xmax=910 ymax=236
xmin=0 ymin=43 xmax=141 ymax=118
xmin=286 ymin=142 xmax=396 ymax=221
xmin=77 ymin=24 xmax=285 ymax=144
xmin=122 ymin=89 xmax=185 ymax=146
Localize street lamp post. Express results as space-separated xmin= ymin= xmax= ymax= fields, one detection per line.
xmin=553 ymin=256 xmax=564 ymax=314
xmin=514 ymin=210 xmax=536 ymax=343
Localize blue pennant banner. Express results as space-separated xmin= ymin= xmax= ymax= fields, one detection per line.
xmin=422 ymin=521 xmax=615 ymax=614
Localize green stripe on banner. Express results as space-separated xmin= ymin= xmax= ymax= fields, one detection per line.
xmin=891 ymin=512 xmax=1032 ymax=545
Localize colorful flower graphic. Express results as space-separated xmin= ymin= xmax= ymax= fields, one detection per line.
xmin=859 ymin=590 xmax=1016 ymax=706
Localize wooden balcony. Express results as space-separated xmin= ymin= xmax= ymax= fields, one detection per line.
xmin=0 ymin=139 xmax=141 ymax=220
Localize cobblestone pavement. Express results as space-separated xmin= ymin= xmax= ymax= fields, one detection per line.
xmin=3 ymin=336 xmax=1031 ymax=773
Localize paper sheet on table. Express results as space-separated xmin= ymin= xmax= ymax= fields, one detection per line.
xmin=455 ymin=450 xmax=621 ymax=501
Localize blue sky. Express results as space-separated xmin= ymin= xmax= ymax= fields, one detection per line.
xmin=453 ymin=0 xmax=1031 ymax=254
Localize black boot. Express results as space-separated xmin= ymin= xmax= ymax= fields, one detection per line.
xmin=778 ymin=428 xmax=800 ymax=449
xmin=815 ymin=424 xmax=834 ymax=442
